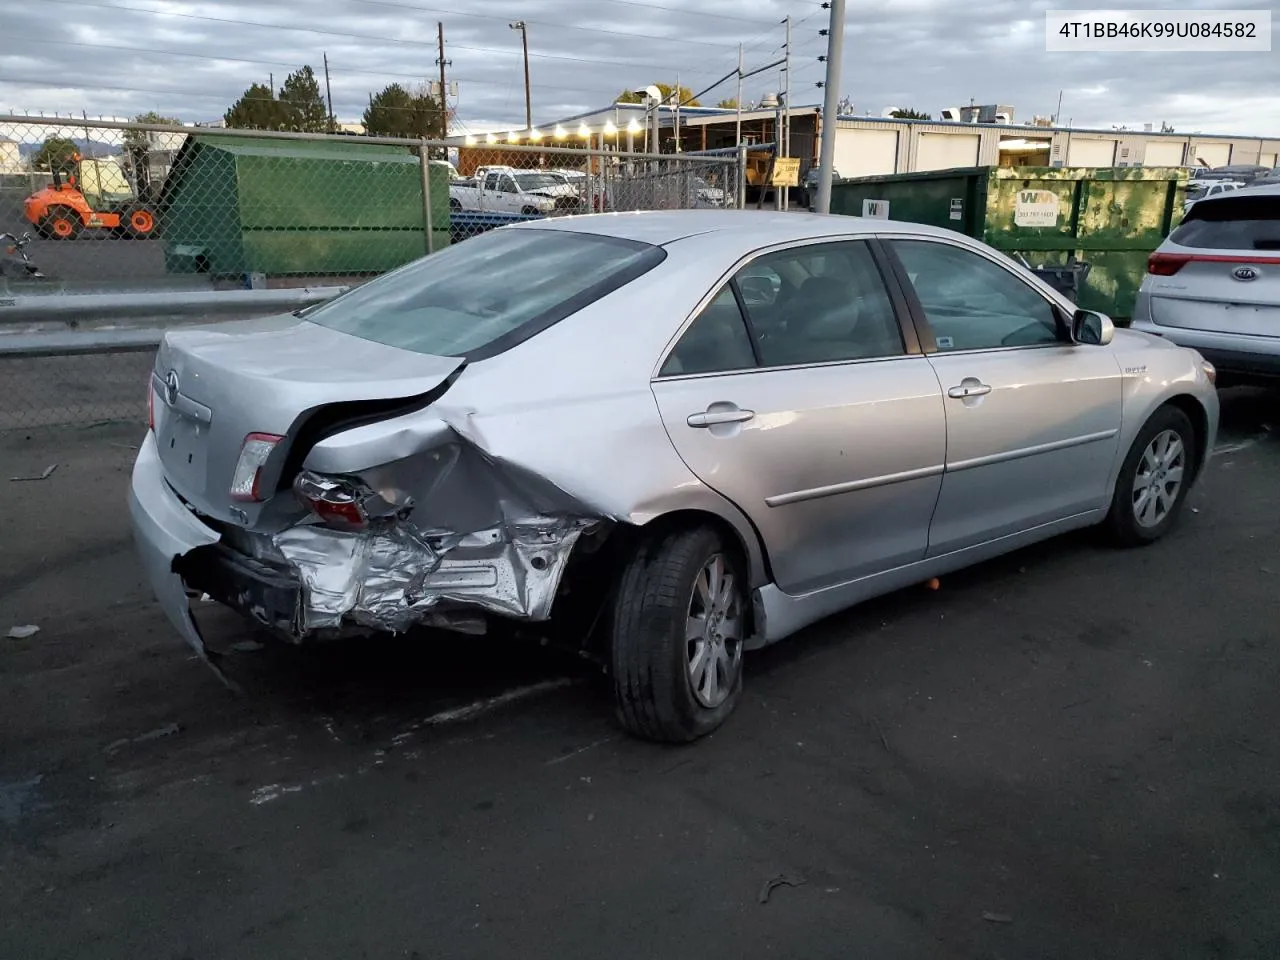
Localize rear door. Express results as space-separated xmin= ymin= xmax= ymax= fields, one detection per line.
xmin=1145 ymin=192 xmax=1280 ymax=337
xmin=881 ymin=236 xmax=1123 ymax=556
xmin=651 ymin=238 xmax=946 ymax=595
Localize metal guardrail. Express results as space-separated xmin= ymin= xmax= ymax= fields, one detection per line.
xmin=0 ymin=285 xmax=347 ymax=326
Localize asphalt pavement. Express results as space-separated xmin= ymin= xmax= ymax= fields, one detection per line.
xmin=1 ymin=388 xmax=1279 ymax=959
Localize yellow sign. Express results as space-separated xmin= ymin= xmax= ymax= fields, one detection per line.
xmin=771 ymin=157 xmax=800 ymax=187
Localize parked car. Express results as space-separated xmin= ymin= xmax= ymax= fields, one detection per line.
xmin=1183 ymin=178 xmax=1246 ymax=212
xmin=448 ymin=170 xmax=578 ymax=215
xmin=1134 ymin=182 xmax=1280 ymax=387
xmin=131 ymin=211 xmax=1218 ymax=742
xmin=1195 ymin=164 xmax=1270 ymax=184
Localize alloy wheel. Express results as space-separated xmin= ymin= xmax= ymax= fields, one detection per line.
xmin=1132 ymin=428 xmax=1186 ymax=528
xmin=685 ymin=553 xmax=744 ymax=709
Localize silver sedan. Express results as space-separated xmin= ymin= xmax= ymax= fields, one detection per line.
xmin=130 ymin=211 xmax=1219 ymax=742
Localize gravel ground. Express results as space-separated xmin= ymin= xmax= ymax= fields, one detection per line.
xmin=1 ymin=388 xmax=1278 ymax=960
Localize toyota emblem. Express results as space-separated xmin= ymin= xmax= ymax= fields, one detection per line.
xmin=163 ymin=369 xmax=180 ymax=406
xmin=1232 ymin=265 xmax=1259 ymax=282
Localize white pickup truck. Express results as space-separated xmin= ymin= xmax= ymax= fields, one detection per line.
xmin=448 ymin=170 xmax=584 ymax=216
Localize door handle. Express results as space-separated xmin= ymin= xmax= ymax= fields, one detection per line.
xmin=947 ymin=382 xmax=992 ymax=399
xmin=687 ymin=408 xmax=755 ymax=428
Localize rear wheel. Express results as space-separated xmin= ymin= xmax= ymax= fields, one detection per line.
xmin=123 ymin=205 xmax=157 ymax=238
xmin=1105 ymin=405 xmax=1197 ymax=546
xmin=610 ymin=526 xmax=747 ymax=742
xmin=448 ymin=197 xmax=462 ymax=211
xmin=43 ymin=207 xmax=81 ymax=240
xmin=521 ymin=205 xmax=541 ymax=216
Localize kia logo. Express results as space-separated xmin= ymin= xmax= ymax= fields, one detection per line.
xmin=1232 ymin=266 xmax=1259 ymax=282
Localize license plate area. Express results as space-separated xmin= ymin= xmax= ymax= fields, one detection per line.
xmin=158 ymin=411 xmax=210 ymax=492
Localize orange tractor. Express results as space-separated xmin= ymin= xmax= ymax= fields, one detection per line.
xmin=23 ymin=154 xmax=158 ymax=240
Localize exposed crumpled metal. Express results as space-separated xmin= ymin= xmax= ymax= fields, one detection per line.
xmin=271 ymin=514 xmax=591 ymax=634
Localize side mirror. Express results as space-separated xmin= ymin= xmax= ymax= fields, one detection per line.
xmin=739 ymin=276 xmax=776 ymax=304
xmin=1071 ymin=309 xmax=1114 ymax=346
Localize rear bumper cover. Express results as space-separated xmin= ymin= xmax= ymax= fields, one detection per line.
xmin=128 ymin=431 xmax=222 ymax=663
xmin=1131 ymin=320 xmax=1280 ymax=377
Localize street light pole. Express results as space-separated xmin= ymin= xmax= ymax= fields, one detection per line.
xmin=814 ymin=0 xmax=846 ymax=215
xmin=509 ymin=21 xmax=532 ymax=131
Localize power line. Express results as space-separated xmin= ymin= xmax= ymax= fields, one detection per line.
xmin=44 ymin=0 xmax=747 ymax=55
xmin=0 ymin=73 xmax=609 ymax=106
xmin=6 ymin=31 xmax=718 ymax=78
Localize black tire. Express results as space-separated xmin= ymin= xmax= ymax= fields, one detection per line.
xmin=43 ymin=207 xmax=81 ymax=240
xmin=448 ymin=198 xmax=461 ymax=210
xmin=1104 ymin=405 xmax=1198 ymax=547
xmin=521 ymin=205 xmax=540 ymax=216
xmin=610 ymin=526 xmax=747 ymax=743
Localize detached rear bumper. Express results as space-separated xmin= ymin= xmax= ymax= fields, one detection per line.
xmin=128 ymin=431 xmax=220 ymax=659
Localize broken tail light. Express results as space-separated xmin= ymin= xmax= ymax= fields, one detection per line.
xmin=230 ymin=433 xmax=284 ymax=502
xmin=293 ymin=471 xmax=371 ymax=529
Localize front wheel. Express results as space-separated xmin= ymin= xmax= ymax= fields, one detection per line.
xmin=610 ymin=527 xmax=747 ymax=742
xmin=1104 ymin=405 xmax=1197 ymax=546
xmin=43 ymin=207 xmax=81 ymax=240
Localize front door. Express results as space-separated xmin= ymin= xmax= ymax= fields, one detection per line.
xmin=651 ymin=238 xmax=947 ymax=595
xmin=881 ymin=236 xmax=1124 ymax=557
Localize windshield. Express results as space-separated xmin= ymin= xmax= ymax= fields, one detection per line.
xmin=303 ymin=227 xmax=665 ymax=358
xmin=513 ymin=173 xmax=563 ymax=190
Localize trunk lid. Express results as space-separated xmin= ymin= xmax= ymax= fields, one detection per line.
xmin=1148 ymin=251 xmax=1280 ymax=335
xmin=151 ymin=314 xmax=463 ymax=525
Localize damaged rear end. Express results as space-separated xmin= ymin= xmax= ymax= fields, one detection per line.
xmin=128 ymin=226 xmax=664 ymax=669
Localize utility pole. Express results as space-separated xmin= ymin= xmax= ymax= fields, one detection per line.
xmin=782 ymin=14 xmax=791 ymax=209
xmin=674 ymin=72 xmax=680 ymax=152
xmin=814 ymin=0 xmax=846 ymax=215
xmin=509 ymin=21 xmax=532 ymax=131
xmin=735 ymin=43 xmax=743 ymax=149
xmin=436 ymin=22 xmax=452 ymax=142
xmin=322 ymin=52 xmax=335 ymax=132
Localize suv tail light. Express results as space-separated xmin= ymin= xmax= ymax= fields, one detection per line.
xmin=230 ymin=433 xmax=283 ymax=502
xmin=147 ymin=378 xmax=155 ymax=431
xmin=1148 ymin=252 xmax=1190 ymax=276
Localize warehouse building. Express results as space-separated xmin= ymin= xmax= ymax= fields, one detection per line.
xmin=448 ymin=101 xmax=1280 ymax=176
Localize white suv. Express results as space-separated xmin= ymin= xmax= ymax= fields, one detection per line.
xmin=1133 ymin=183 xmax=1280 ymax=388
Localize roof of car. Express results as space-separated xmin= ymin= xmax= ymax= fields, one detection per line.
xmin=515 ymin=209 xmax=961 ymax=245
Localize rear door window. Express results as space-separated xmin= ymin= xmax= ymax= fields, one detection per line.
xmin=734 ymin=240 xmax=905 ymax=366
xmin=303 ymin=227 xmax=665 ymax=359
xmin=1171 ymin=194 xmax=1280 ymax=250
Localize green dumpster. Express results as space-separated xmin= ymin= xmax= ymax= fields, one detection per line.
xmin=160 ymin=134 xmax=450 ymax=279
xmin=830 ymin=165 xmax=1189 ymax=319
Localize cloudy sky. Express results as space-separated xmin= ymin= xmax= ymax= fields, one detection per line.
xmin=1 ymin=0 xmax=1277 ymax=137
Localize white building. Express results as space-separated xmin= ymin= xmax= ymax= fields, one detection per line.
xmin=0 ymin=136 xmax=22 ymax=174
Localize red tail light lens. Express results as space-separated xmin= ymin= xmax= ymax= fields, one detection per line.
xmin=293 ymin=471 xmax=370 ymax=529
xmin=230 ymin=433 xmax=283 ymax=502
xmin=1148 ymin=252 xmax=1190 ymax=276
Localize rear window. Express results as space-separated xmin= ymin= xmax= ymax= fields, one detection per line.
xmin=302 ymin=227 xmax=664 ymax=359
xmin=1171 ymin=194 xmax=1280 ymax=250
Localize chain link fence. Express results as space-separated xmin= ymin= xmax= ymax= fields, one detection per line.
xmin=0 ymin=115 xmax=741 ymax=431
